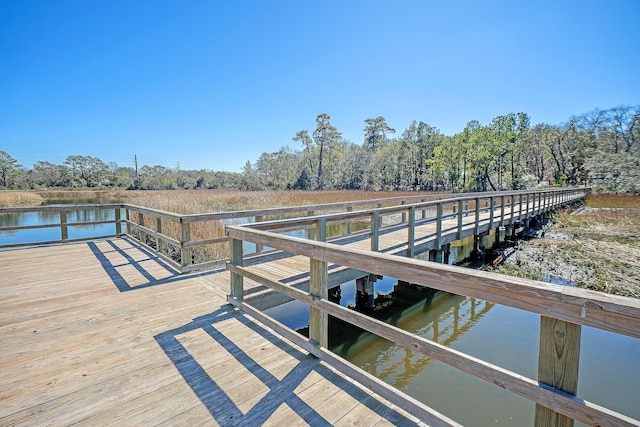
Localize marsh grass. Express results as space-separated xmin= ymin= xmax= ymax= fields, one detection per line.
xmin=0 ymin=191 xmax=43 ymax=207
xmin=120 ymin=190 xmax=435 ymax=265
xmin=496 ymin=195 xmax=640 ymax=298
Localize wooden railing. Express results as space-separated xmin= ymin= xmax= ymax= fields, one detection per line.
xmin=0 ymin=204 xmax=126 ymax=249
xmin=1 ymin=188 xmax=589 ymax=273
xmin=224 ymin=188 xmax=640 ymax=427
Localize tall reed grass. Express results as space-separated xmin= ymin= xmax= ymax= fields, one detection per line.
xmin=120 ymin=190 xmax=437 ymax=265
xmin=0 ymin=191 xmax=43 ymax=207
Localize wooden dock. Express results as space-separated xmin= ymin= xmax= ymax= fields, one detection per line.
xmin=0 ymin=239 xmax=426 ymax=426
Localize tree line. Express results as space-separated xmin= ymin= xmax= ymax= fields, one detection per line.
xmin=1 ymin=104 xmax=638 ymax=193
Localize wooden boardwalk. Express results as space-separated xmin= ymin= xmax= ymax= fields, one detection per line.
xmin=0 ymin=239 xmax=425 ymax=426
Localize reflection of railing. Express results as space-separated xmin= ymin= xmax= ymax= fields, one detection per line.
xmin=0 ymin=188 xmax=589 ymax=273
xmin=225 ymin=188 xmax=640 ymax=426
xmin=362 ymin=293 xmax=494 ymax=388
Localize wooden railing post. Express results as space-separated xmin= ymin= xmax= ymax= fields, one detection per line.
xmin=316 ymin=218 xmax=326 ymax=242
xmin=255 ymin=215 xmax=264 ymax=252
xmin=535 ymin=316 xmax=581 ymax=427
xmin=421 ymin=198 xmax=427 ymax=219
xmin=435 ymin=202 xmax=443 ymax=248
xmin=309 ymin=257 xmax=328 ymax=348
xmin=230 ymin=238 xmax=244 ymax=301
xmin=156 ymin=217 xmax=163 ymax=255
xmin=401 ymin=200 xmax=407 ymax=223
xmin=115 ymin=207 xmax=122 ymax=236
xmin=408 ymin=206 xmax=415 ymax=258
xmin=457 ymin=199 xmax=464 ymax=240
xmin=60 ymin=210 xmax=68 ymax=241
xmin=474 ymin=197 xmax=480 ymax=235
xmin=500 ymin=195 xmax=506 ymax=227
xmin=180 ymin=221 xmax=192 ymax=268
xmin=346 ymin=206 xmax=353 ymax=234
xmin=371 ymin=211 xmax=380 ymax=251
xmin=488 ymin=197 xmax=495 ymax=229
xmin=138 ymin=212 xmax=146 ymax=244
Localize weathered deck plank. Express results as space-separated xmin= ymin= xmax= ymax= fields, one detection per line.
xmin=0 ymin=239 xmax=424 ymax=426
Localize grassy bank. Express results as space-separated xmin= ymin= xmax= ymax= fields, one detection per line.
xmin=0 ymin=191 xmax=43 ymax=207
xmin=494 ymin=194 xmax=640 ymax=298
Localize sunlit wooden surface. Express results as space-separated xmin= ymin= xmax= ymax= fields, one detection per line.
xmin=0 ymin=239 xmax=424 ymax=426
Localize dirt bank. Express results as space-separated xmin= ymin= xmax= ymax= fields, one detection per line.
xmin=493 ymin=206 xmax=640 ymax=298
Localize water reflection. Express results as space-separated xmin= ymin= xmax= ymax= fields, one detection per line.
xmin=0 ymin=202 xmax=121 ymax=245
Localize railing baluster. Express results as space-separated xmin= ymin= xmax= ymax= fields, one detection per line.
xmin=230 ymin=238 xmax=244 ymax=300
xmin=60 ymin=210 xmax=68 ymax=241
xmin=457 ymin=199 xmax=464 ymax=240
xmin=255 ymin=215 xmax=264 ymax=253
xmin=371 ymin=211 xmax=380 ymax=251
xmin=408 ymin=206 xmax=415 ymax=258
xmin=180 ymin=221 xmax=192 ymax=269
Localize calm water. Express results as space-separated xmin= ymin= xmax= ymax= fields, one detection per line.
xmin=0 ymin=198 xmax=124 ymax=246
xmin=265 ymin=234 xmax=640 ymax=426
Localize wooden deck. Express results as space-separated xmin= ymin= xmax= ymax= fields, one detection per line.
xmin=0 ymin=239 xmax=424 ymax=426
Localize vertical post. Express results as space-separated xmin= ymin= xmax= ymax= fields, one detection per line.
xmin=421 ymin=198 xmax=427 ymax=219
xmin=156 ymin=217 xmax=163 ymax=255
xmin=408 ymin=206 xmax=415 ymax=258
xmin=474 ymin=197 xmax=480 ymax=235
xmin=230 ymin=238 xmax=244 ymax=300
xmin=488 ymin=196 xmax=494 ymax=229
xmin=309 ymin=258 xmax=328 ymax=348
xmin=371 ymin=211 xmax=380 ymax=251
xmin=500 ymin=195 xmax=506 ymax=227
xmin=60 ymin=210 xmax=68 ymax=241
xmin=532 ymin=192 xmax=537 ymax=217
xmin=315 ymin=218 xmax=326 ymax=242
xmin=306 ymin=211 xmax=316 ymax=240
xmin=518 ymin=194 xmax=524 ymax=221
xmin=535 ymin=317 xmax=581 ymax=427
xmin=125 ymin=208 xmax=130 ymax=235
xmin=180 ymin=221 xmax=192 ymax=268
xmin=346 ymin=206 xmax=353 ymax=234
xmin=435 ymin=202 xmax=443 ymax=248
xmin=255 ymin=215 xmax=264 ymax=253
xmin=457 ymin=199 xmax=464 ymax=240
xmin=115 ymin=207 xmax=122 ymax=236
xmin=138 ymin=212 xmax=146 ymax=244
xmin=401 ymin=200 xmax=407 ymax=223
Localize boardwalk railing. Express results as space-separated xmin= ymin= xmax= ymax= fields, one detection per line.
xmin=2 ymin=189 xmax=584 ymax=272
xmin=225 ymin=187 xmax=640 ymax=426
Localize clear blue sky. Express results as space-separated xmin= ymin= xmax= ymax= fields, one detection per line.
xmin=1 ymin=1 xmax=639 ymax=172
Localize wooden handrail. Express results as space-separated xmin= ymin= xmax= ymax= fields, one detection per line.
xmin=225 ymin=200 xmax=639 ymax=425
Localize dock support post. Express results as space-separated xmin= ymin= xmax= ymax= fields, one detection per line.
xmin=346 ymin=206 xmax=353 ymax=234
xmin=230 ymin=238 xmax=244 ymax=301
xmin=535 ymin=317 xmax=581 ymax=427
xmin=310 ymin=257 xmax=328 ymax=348
xmin=428 ymin=243 xmax=450 ymax=264
xmin=355 ymin=274 xmax=376 ymax=312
